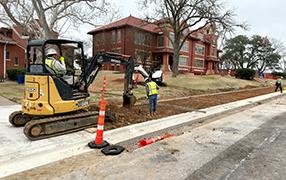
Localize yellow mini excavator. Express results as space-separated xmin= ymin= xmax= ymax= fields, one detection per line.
xmin=9 ymin=39 xmax=139 ymax=140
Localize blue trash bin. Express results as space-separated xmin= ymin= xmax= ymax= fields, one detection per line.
xmin=17 ymin=75 xmax=25 ymax=84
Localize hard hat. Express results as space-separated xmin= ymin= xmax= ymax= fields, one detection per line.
xmin=144 ymin=77 xmax=150 ymax=82
xmin=46 ymin=48 xmax=57 ymax=56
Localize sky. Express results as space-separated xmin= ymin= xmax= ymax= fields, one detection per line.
xmin=66 ymin=0 xmax=286 ymax=55
xmin=224 ymin=0 xmax=286 ymax=42
xmin=116 ymin=0 xmax=286 ymax=42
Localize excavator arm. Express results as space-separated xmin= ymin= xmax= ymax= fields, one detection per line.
xmin=79 ymin=52 xmax=136 ymax=107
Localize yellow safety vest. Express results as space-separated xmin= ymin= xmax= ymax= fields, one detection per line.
xmin=147 ymin=81 xmax=158 ymax=96
xmin=45 ymin=57 xmax=65 ymax=75
xmin=45 ymin=58 xmax=58 ymax=74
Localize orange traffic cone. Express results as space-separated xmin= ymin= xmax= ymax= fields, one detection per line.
xmin=88 ymin=77 xmax=109 ymax=149
xmin=138 ymin=134 xmax=174 ymax=147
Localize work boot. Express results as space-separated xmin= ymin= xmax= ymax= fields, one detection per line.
xmin=147 ymin=113 xmax=152 ymax=118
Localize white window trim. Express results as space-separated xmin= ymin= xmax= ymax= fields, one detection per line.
xmin=179 ymin=55 xmax=189 ymax=66
xmin=111 ymin=31 xmax=116 ymax=44
xmin=14 ymin=57 xmax=19 ymax=66
xmin=195 ymin=43 xmax=205 ymax=55
xmin=157 ymin=35 xmax=164 ymax=47
xmin=194 ymin=58 xmax=204 ymax=68
xmin=211 ymin=45 xmax=217 ymax=57
xmin=180 ymin=41 xmax=189 ymax=52
xmin=168 ymin=32 xmax=174 ymax=48
xmin=191 ymin=68 xmax=204 ymax=71
xmin=117 ymin=30 xmax=121 ymax=43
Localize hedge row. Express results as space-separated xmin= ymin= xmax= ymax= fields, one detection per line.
xmin=235 ymin=68 xmax=256 ymax=80
xmin=272 ymin=71 xmax=286 ymax=78
xmin=7 ymin=68 xmax=27 ymax=81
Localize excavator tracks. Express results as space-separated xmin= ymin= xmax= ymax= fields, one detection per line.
xmin=9 ymin=111 xmax=40 ymax=127
xmin=24 ymin=111 xmax=99 ymax=140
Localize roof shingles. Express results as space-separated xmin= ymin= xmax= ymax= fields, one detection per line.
xmin=0 ymin=34 xmax=15 ymax=43
xmin=88 ymin=16 xmax=157 ymax=34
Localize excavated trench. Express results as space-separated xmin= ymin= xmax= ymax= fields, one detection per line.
xmin=89 ymin=86 xmax=276 ymax=130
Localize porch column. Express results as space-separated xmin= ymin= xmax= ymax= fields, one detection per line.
xmin=3 ymin=42 xmax=8 ymax=79
xmin=214 ymin=62 xmax=219 ymax=74
xmin=206 ymin=61 xmax=214 ymax=75
xmin=161 ymin=53 xmax=169 ymax=71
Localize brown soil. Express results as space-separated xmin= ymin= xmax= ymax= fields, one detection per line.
xmin=91 ymin=86 xmax=275 ymax=130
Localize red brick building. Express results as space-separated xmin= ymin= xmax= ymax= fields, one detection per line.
xmin=88 ymin=16 xmax=220 ymax=75
xmin=0 ymin=27 xmax=27 ymax=79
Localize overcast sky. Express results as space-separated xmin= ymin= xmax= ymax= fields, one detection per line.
xmin=66 ymin=0 xmax=286 ymax=54
xmin=113 ymin=0 xmax=285 ymax=42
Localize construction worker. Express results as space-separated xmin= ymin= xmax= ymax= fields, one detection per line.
xmin=275 ymin=77 xmax=283 ymax=93
xmin=145 ymin=78 xmax=159 ymax=116
xmin=45 ymin=48 xmax=66 ymax=75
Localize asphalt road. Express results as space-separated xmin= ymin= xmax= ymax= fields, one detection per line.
xmin=187 ymin=112 xmax=286 ymax=180
xmin=4 ymin=94 xmax=286 ymax=180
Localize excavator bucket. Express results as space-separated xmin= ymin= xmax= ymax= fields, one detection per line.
xmin=123 ymin=94 xmax=137 ymax=108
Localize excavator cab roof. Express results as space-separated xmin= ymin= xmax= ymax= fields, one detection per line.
xmin=26 ymin=39 xmax=85 ymax=74
xmin=28 ymin=39 xmax=83 ymax=47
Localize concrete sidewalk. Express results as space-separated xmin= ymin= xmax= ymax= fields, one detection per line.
xmin=0 ymin=96 xmax=16 ymax=106
xmin=0 ymin=92 xmax=284 ymax=178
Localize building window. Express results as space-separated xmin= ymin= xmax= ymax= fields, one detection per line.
xmin=14 ymin=57 xmax=19 ymax=66
xmin=112 ymin=31 xmax=116 ymax=43
xmin=6 ymin=51 xmax=10 ymax=60
xmin=195 ymin=59 xmax=204 ymax=68
xmin=211 ymin=46 xmax=216 ymax=56
xmin=117 ymin=30 xmax=121 ymax=43
xmin=168 ymin=32 xmax=174 ymax=48
xmin=195 ymin=44 xmax=205 ymax=55
xmin=135 ymin=31 xmax=145 ymax=45
xmin=100 ymin=33 xmax=105 ymax=45
xmin=135 ymin=49 xmax=151 ymax=64
xmin=181 ymin=41 xmax=189 ymax=52
xmin=179 ymin=56 xmax=188 ymax=65
xmin=95 ymin=33 xmax=105 ymax=45
xmin=145 ymin=33 xmax=151 ymax=46
xmin=157 ymin=35 xmax=164 ymax=47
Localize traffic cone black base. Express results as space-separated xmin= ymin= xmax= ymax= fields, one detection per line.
xmin=101 ymin=145 xmax=125 ymax=155
xmin=88 ymin=140 xmax=109 ymax=149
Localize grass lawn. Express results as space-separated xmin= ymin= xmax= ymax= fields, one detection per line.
xmin=0 ymin=81 xmax=24 ymax=103
xmin=0 ymin=71 xmax=272 ymax=104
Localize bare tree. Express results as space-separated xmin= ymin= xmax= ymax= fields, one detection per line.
xmin=271 ymin=38 xmax=286 ymax=71
xmin=139 ymin=0 xmax=246 ymax=77
xmin=0 ymin=0 xmax=116 ymax=39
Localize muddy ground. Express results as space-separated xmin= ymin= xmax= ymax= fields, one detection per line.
xmin=91 ymin=86 xmax=276 ymax=130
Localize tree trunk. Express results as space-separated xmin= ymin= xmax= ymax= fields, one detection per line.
xmin=172 ymin=38 xmax=180 ymax=77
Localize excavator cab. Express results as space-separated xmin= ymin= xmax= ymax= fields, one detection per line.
xmin=23 ymin=39 xmax=89 ymax=116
